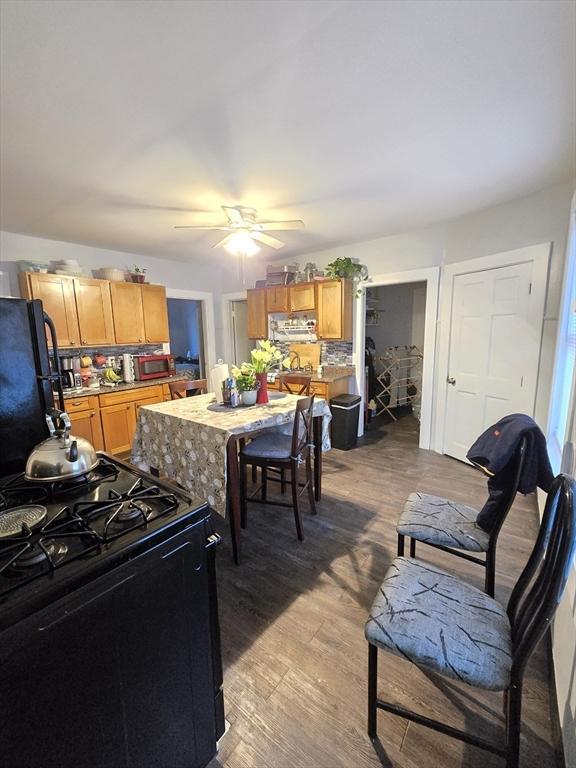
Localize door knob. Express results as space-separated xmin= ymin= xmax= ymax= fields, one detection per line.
xmin=447 ymin=376 xmax=456 ymax=386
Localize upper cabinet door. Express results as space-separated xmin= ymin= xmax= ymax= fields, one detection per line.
xmin=141 ymin=285 xmax=169 ymax=343
xmin=316 ymin=280 xmax=353 ymax=340
xmin=266 ymin=286 xmax=289 ymax=313
xmin=110 ymin=282 xmax=146 ymax=343
xmin=289 ymin=283 xmax=315 ymax=312
xmin=21 ymin=273 xmax=80 ymax=347
xmin=247 ymin=288 xmax=268 ymax=339
xmin=74 ymin=278 xmax=115 ymax=345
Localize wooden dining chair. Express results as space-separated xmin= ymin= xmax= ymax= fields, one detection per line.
xmin=169 ymin=378 xmax=208 ymax=399
xmin=261 ymin=374 xmax=313 ymax=490
xmin=278 ymin=374 xmax=312 ymax=396
xmin=239 ymin=396 xmax=316 ymax=541
xmin=366 ymin=473 xmax=575 ymax=768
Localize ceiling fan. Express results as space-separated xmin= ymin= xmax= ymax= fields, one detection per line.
xmin=174 ymin=205 xmax=304 ymax=256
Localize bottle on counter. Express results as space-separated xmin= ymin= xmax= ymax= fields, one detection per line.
xmin=229 ymin=377 xmax=239 ymax=408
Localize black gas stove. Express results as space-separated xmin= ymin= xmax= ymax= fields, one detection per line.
xmin=0 ymin=453 xmax=224 ymax=768
xmin=0 ymin=456 xmax=192 ymax=605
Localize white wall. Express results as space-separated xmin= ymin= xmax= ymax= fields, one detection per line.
xmin=0 ymin=230 xmax=239 ymax=357
xmin=263 ymin=179 xmax=574 ymax=430
xmin=0 ymin=230 xmax=221 ymax=296
xmin=411 ymin=284 xmax=426 ymax=349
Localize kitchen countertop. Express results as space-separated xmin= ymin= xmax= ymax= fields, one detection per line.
xmin=60 ymin=367 xmax=356 ymax=400
xmin=273 ymin=365 xmax=356 ymax=384
xmin=60 ymin=374 xmax=188 ymax=399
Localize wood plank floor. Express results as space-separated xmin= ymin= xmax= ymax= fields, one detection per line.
xmin=208 ymin=416 xmax=562 ymax=768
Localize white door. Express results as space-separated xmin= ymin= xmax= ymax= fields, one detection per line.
xmin=444 ymin=261 xmax=542 ymax=462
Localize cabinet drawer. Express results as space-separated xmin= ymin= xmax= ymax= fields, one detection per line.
xmin=64 ymin=397 xmax=91 ymax=414
xmin=311 ymin=382 xmax=328 ymax=398
xmin=99 ymin=385 xmax=163 ymax=407
xmin=134 ymin=396 xmax=163 ymax=415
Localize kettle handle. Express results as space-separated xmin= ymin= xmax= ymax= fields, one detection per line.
xmin=45 ymin=408 xmax=72 ymax=443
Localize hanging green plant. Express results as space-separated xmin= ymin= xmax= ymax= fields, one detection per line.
xmin=325 ymin=257 xmax=369 ymax=296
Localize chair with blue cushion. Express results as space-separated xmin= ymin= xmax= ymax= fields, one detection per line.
xmin=239 ymin=395 xmax=316 ymax=540
xmin=396 ymin=436 xmax=527 ymax=596
xmin=366 ymin=473 xmax=575 ymax=768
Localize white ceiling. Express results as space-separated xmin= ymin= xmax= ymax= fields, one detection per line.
xmin=1 ymin=0 xmax=574 ymax=264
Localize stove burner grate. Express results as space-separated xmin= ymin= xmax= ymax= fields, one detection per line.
xmin=0 ymin=458 xmax=120 ymax=513
xmin=11 ymin=539 xmax=69 ymax=570
xmin=0 ymin=510 xmax=101 ymax=597
xmin=73 ymin=477 xmax=179 ymax=542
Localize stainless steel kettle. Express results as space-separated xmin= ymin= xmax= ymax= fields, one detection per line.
xmin=25 ymin=408 xmax=99 ymax=482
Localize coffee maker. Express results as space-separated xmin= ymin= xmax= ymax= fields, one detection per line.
xmin=60 ymin=356 xmax=82 ymax=390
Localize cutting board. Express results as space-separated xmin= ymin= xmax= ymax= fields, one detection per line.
xmin=289 ymin=343 xmax=321 ymax=369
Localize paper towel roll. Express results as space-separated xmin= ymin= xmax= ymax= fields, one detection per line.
xmin=122 ymin=354 xmax=134 ymax=383
xmin=209 ymin=360 xmax=229 ymax=403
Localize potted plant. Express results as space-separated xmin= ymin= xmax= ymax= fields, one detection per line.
xmin=231 ymin=363 xmax=258 ymax=406
xmin=324 ymin=257 xmax=369 ymax=295
xmin=249 ymin=340 xmax=291 ymax=404
xmin=129 ymin=265 xmax=147 ymax=284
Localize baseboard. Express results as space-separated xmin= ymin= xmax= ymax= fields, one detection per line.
xmin=545 ymin=630 xmax=567 ymax=768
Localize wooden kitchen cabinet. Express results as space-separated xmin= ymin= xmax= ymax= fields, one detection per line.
xmin=109 ymin=282 xmax=146 ymax=344
xmin=99 ymin=385 xmax=164 ymax=454
xmin=66 ymin=395 xmax=104 ymax=451
xmin=110 ymin=282 xmax=169 ymax=344
xmin=20 ymin=272 xmax=171 ymax=349
xmin=316 ymin=280 xmax=353 ymax=340
xmin=289 ymin=283 xmax=315 ymax=312
xmin=100 ymin=402 xmax=136 ymax=454
xmin=74 ymin=278 xmax=115 ymax=345
xmin=247 ymin=288 xmax=268 ymax=339
xmin=141 ymin=284 xmax=170 ymax=342
xmin=266 ymin=285 xmax=289 ymax=313
xmin=19 ymin=272 xmax=80 ymax=347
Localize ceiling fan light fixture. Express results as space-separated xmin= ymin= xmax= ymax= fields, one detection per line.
xmin=223 ymin=230 xmax=260 ymax=257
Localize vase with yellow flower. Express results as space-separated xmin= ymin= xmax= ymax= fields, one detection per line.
xmin=249 ymin=340 xmax=291 ymax=404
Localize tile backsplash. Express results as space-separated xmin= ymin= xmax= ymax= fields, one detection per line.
xmin=61 ymin=344 xmax=158 ymax=359
xmin=273 ymin=341 xmax=353 ymax=366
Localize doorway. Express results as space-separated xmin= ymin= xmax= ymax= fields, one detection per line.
xmin=355 ymin=267 xmax=440 ymax=449
xmin=230 ymin=300 xmax=251 ymax=367
xmin=167 ymin=298 xmax=205 ymax=378
xmin=365 ymin=282 xmax=427 ymax=444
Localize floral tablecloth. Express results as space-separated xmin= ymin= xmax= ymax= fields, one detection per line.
xmin=131 ymin=392 xmax=332 ymax=517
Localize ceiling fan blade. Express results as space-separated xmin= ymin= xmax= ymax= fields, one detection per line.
xmin=222 ymin=206 xmax=245 ymax=226
xmin=174 ymin=225 xmax=228 ymax=229
xmin=251 ymin=232 xmax=285 ymax=249
xmin=212 ymin=233 xmax=235 ymax=249
xmin=258 ymin=220 xmax=305 ymax=231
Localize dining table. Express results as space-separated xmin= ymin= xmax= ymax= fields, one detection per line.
xmin=131 ymin=391 xmax=332 ymax=564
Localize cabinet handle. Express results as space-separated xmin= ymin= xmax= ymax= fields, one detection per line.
xmin=82 ymin=339 xmax=87 ymax=344
xmin=90 ymin=411 xmax=95 ymax=417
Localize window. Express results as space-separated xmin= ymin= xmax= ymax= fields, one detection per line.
xmin=548 ymin=193 xmax=576 ymax=473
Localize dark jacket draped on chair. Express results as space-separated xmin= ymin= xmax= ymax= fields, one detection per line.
xmin=466 ymin=413 xmax=554 ymax=532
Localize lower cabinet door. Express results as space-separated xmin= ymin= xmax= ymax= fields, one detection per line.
xmin=101 ymin=403 xmax=136 ymax=454
xmin=68 ymin=408 xmax=104 ymax=451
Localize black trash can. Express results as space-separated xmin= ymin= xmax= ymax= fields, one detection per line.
xmin=330 ymin=394 xmax=362 ymax=450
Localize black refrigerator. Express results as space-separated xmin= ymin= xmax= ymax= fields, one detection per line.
xmin=0 ymin=297 xmax=64 ymax=477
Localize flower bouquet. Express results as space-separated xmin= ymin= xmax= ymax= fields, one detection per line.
xmin=247 ymin=340 xmax=291 ymax=404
